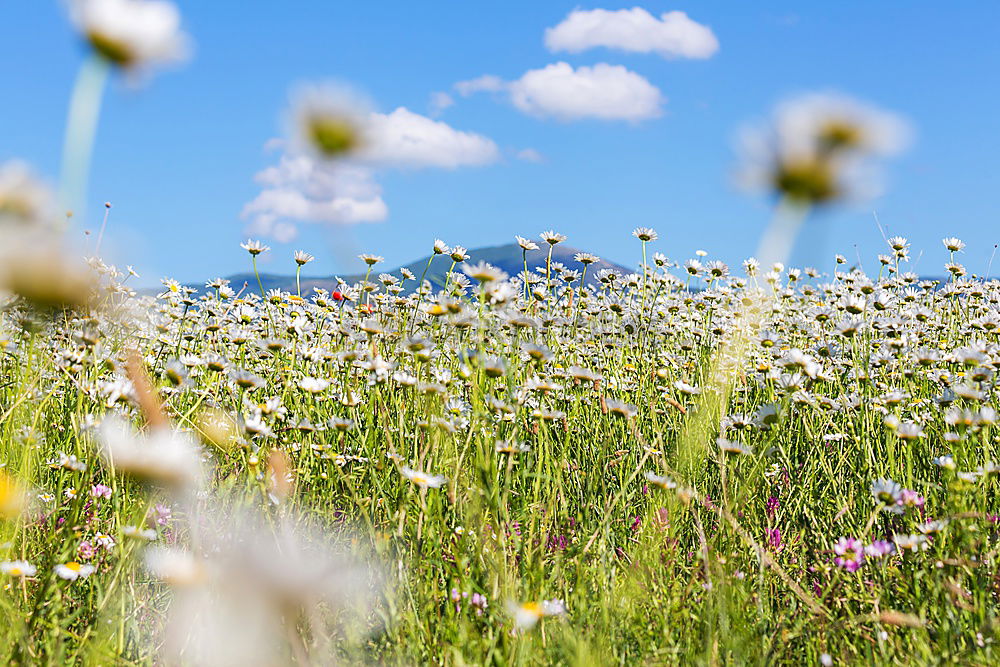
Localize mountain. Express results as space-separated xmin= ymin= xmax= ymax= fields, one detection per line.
xmin=211 ymin=243 xmax=635 ymax=295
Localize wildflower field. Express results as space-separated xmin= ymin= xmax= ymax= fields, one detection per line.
xmin=4 ymin=1 xmax=1000 ymax=665
xmin=4 ymin=228 xmax=1000 ymax=665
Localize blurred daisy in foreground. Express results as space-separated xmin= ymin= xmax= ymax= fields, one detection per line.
xmin=400 ymin=467 xmax=447 ymax=489
xmin=289 ymin=82 xmax=371 ymax=160
xmin=0 ymin=231 xmax=99 ymax=311
xmin=69 ymin=0 xmax=190 ymax=71
xmin=0 ymin=161 xmax=55 ymax=227
xmin=0 ymin=472 xmax=27 ymax=520
xmin=507 ymin=599 xmax=566 ymax=630
xmin=1 ymin=561 xmax=36 ymax=578
xmin=96 ymin=416 xmax=204 ymax=491
xmin=156 ymin=504 xmax=385 ymax=665
xmin=55 ymin=561 xmax=96 ymax=581
xmin=737 ymin=91 xmax=910 ymax=205
xmin=144 ymin=547 xmax=205 ymax=587
xmin=644 ymin=471 xmax=677 ymax=490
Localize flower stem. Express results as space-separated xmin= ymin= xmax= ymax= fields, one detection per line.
xmin=59 ymin=54 xmax=110 ymax=228
xmin=673 ymin=198 xmax=809 ymax=479
xmin=252 ymin=256 xmax=266 ymax=298
xmin=408 ymin=254 xmax=435 ymax=334
xmin=94 ymin=203 xmax=112 ymax=257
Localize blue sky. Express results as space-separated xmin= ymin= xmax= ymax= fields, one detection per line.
xmin=2 ymin=1 xmax=999 ymax=286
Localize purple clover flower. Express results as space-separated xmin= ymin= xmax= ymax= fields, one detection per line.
xmin=832 ymin=537 xmax=865 ymax=572
xmin=864 ymin=539 xmax=895 ymax=558
xmin=766 ymin=528 xmax=782 ymax=550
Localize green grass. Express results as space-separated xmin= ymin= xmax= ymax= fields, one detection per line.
xmin=0 ymin=254 xmax=998 ymax=665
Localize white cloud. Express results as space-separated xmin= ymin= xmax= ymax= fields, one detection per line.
xmin=428 ymin=91 xmax=454 ymax=116
xmin=241 ymin=155 xmax=387 ymax=241
xmin=509 ymin=62 xmax=664 ymax=121
xmin=242 ymin=108 xmax=500 ymax=240
xmin=544 ymin=8 xmax=718 ymax=59
xmin=454 ymin=75 xmax=506 ymax=97
xmin=454 ymin=63 xmax=663 ymax=122
xmin=516 ymin=148 xmax=545 ymax=163
xmin=262 ymin=137 xmax=286 ymax=152
xmin=361 ymin=107 xmax=500 ymax=168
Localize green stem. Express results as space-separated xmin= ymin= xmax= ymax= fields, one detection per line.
xmin=362 ymin=265 xmax=373 ymax=307
xmin=408 ymin=254 xmax=435 ymax=334
xmin=94 ymin=204 xmax=112 ymax=257
xmin=252 ymin=256 xmax=266 ymax=298
xmin=522 ymin=250 xmax=529 ymax=301
xmin=545 ymin=246 xmax=554 ymax=298
xmin=58 ymin=54 xmax=110 ymax=226
xmin=640 ymin=240 xmax=648 ymax=315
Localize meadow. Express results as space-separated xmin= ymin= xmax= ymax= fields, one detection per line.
xmin=3 ymin=1 xmax=999 ymax=664
xmin=1 ymin=228 xmax=999 ymax=664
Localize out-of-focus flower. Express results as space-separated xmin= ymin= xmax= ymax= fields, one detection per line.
xmin=158 ymin=505 xmax=384 ymax=665
xmin=470 ymin=592 xmax=488 ymax=615
xmin=55 ymin=561 xmax=96 ymax=580
xmin=737 ymin=92 xmax=909 ymax=204
xmin=864 ymin=540 xmax=895 ymax=559
xmin=644 ymin=471 xmax=677 ymax=490
xmin=69 ymin=0 xmax=190 ymax=70
xmin=508 ymin=598 xmax=565 ymax=630
xmin=605 ymin=398 xmax=637 ymax=418
xmin=0 ymin=161 xmax=55 ymax=227
xmin=195 ymin=408 xmax=240 ymax=450
xmin=1 ymin=561 xmax=37 ymax=578
xmin=149 ymin=503 xmax=172 ymax=526
xmin=77 ymin=541 xmax=96 ymax=560
xmin=899 ymin=488 xmax=925 ymax=508
xmin=0 ymin=233 xmax=99 ymax=311
xmin=870 ymin=477 xmax=903 ymax=512
xmin=495 ymin=440 xmax=530 ymax=454
xmin=90 ymin=483 xmax=112 ymax=499
xmin=299 ymin=376 xmax=330 ymax=393
xmin=96 ymin=416 xmax=204 ymax=490
xmin=832 ymin=537 xmax=864 ymax=572
xmin=290 ymin=82 xmax=370 ymax=159
xmin=123 ymin=525 xmax=158 ymax=541
xmin=145 ymin=547 xmax=205 ymax=587
xmin=0 ymin=472 xmax=26 ymax=520
xmin=893 ymin=533 xmax=930 ymax=553
xmin=400 ymin=467 xmax=446 ymax=489
xmin=931 ymin=454 xmax=955 ymax=470
xmin=718 ymin=438 xmax=752 ymax=456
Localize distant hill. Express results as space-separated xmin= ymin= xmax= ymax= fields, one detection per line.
xmin=209 ymin=242 xmax=635 ymax=295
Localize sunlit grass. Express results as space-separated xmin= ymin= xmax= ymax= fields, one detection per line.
xmin=0 ymin=232 xmax=998 ymax=664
